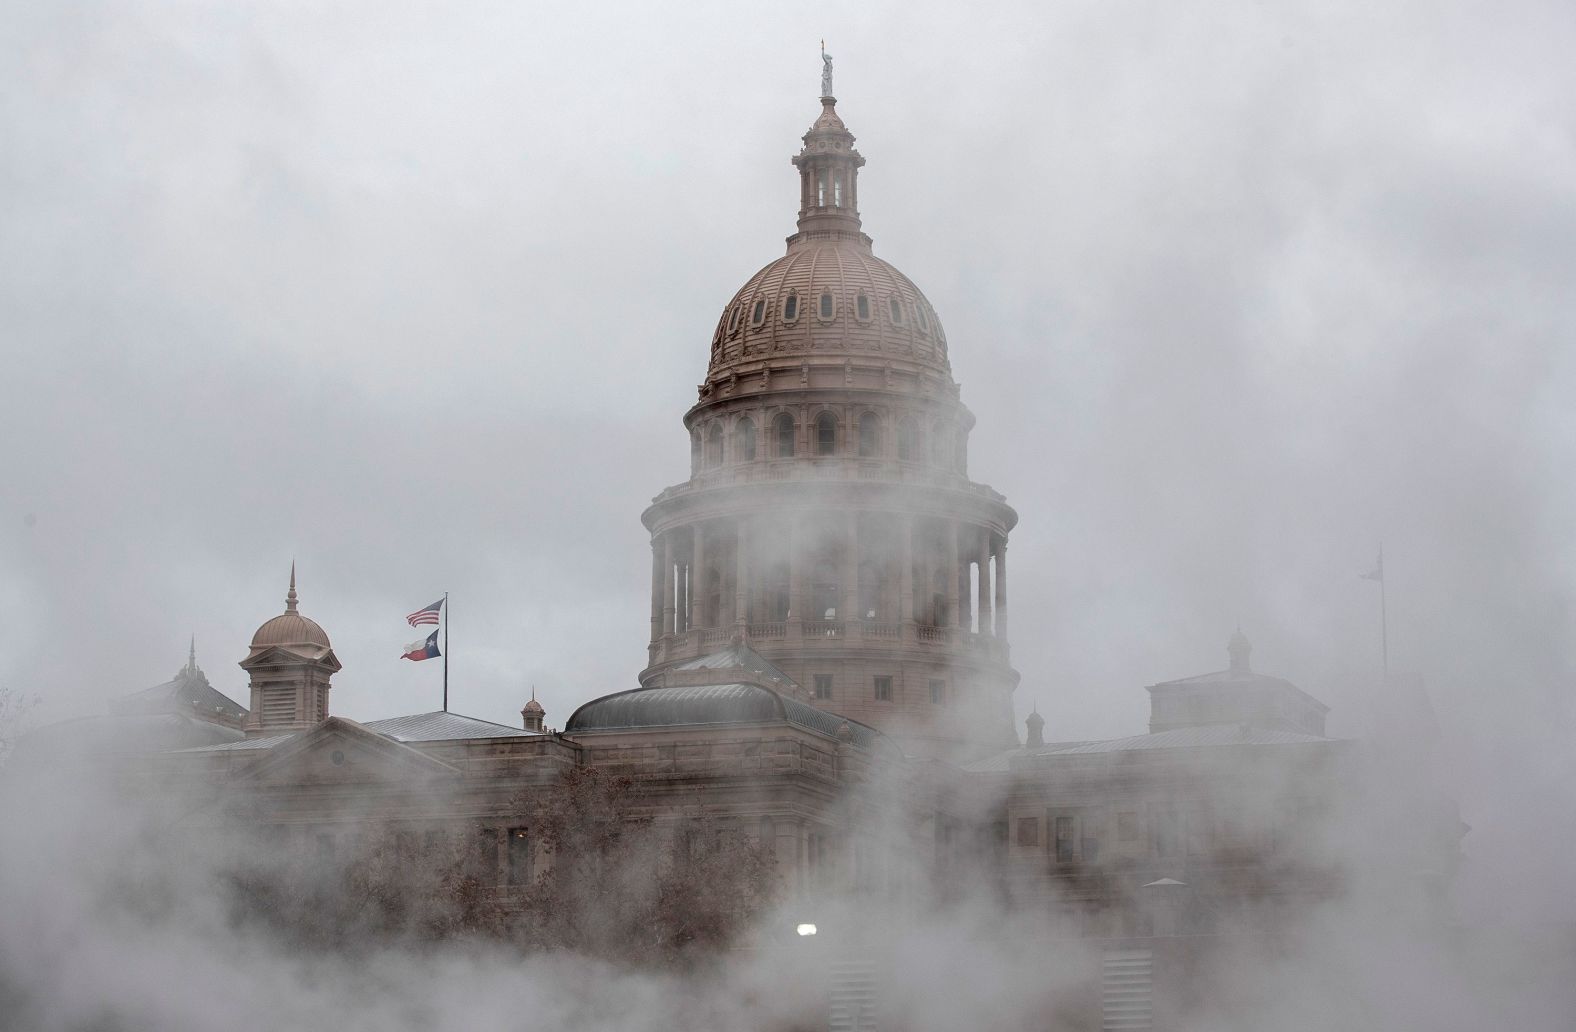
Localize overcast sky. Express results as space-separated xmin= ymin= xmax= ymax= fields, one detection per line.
xmin=4 ymin=2 xmax=1573 ymax=919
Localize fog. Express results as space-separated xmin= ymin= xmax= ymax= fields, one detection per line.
xmin=3 ymin=0 xmax=1574 ymax=1027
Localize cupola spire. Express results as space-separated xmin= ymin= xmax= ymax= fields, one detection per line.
xmin=790 ymin=48 xmax=867 ymax=248
xmin=285 ymin=561 xmax=299 ymax=613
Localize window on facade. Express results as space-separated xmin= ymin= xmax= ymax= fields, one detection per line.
xmin=889 ymin=297 xmax=904 ymax=324
xmin=856 ymin=293 xmax=870 ymax=321
xmin=857 ymin=412 xmax=879 ymax=457
xmin=507 ymin=827 xmax=531 ymax=886
xmin=735 ymin=417 xmax=756 ymax=462
xmin=819 ymin=291 xmax=834 ymax=319
xmin=772 ymin=412 xmax=795 ymax=457
xmin=783 ymin=292 xmax=798 ymax=321
xmin=929 ymin=679 xmax=945 ymax=704
xmin=474 ymin=828 xmax=498 ymax=881
xmin=811 ymin=558 xmax=840 ymax=620
xmin=705 ymin=423 xmax=724 ymax=466
xmin=704 ymin=567 xmax=722 ymax=627
xmin=750 ymin=299 xmax=766 ymax=326
xmin=858 ymin=560 xmax=886 ymax=620
xmin=814 ymin=674 xmax=833 ymax=700
xmin=815 ymin=412 xmax=837 ymax=455
xmin=874 ymin=675 xmax=893 ymax=701
xmin=817 ymin=170 xmax=827 ymax=206
xmin=1017 ymin=817 xmax=1040 ymax=847
xmin=1054 ymin=816 xmax=1075 ymax=863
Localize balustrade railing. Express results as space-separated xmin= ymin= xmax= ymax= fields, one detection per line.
xmin=804 ymin=620 xmax=845 ymax=638
xmin=747 ymin=622 xmax=786 ymax=639
xmin=864 ymin=622 xmax=901 ymax=640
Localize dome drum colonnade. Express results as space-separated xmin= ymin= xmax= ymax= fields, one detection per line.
xmin=640 ymin=81 xmax=1019 ymax=756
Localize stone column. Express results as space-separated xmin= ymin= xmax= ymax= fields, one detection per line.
xmin=661 ymin=533 xmax=675 ymax=637
xmin=690 ymin=524 xmax=706 ymax=630
xmin=995 ymin=535 xmax=1009 ymax=640
xmin=734 ymin=517 xmax=749 ymax=627
xmin=899 ymin=515 xmax=915 ymax=624
xmin=842 ymin=511 xmax=858 ymax=626
xmin=944 ymin=522 xmax=959 ymax=631
xmin=787 ymin=519 xmax=804 ymax=635
xmin=649 ymin=539 xmax=662 ymax=642
xmin=977 ymin=527 xmax=992 ymax=636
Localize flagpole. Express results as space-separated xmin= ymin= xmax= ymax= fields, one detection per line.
xmin=443 ymin=591 xmax=449 ymax=712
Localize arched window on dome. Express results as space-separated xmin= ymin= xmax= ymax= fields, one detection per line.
xmin=889 ymin=297 xmax=905 ymax=325
xmin=705 ymin=423 xmax=724 ymax=467
xmin=833 ymin=172 xmax=844 ymax=207
xmin=783 ymin=292 xmax=799 ymax=322
xmin=818 ymin=291 xmax=835 ymax=321
xmin=855 ymin=293 xmax=871 ymax=322
xmin=916 ymin=304 xmax=931 ymax=333
xmin=815 ymin=412 xmax=838 ymax=456
xmin=817 ymin=170 xmax=828 ymax=207
xmin=728 ymin=305 xmax=743 ymax=335
xmin=897 ymin=416 xmax=920 ymax=462
xmin=858 ymin=412 xmax=880 ymax=457
xmin=750 ymin=299 xmax=766 ymax=327
xmin=735 ymin=417 xmax=757 ymax=462
xmin=773 ymin=413 xmax=795 ymax=457
xmin=690 ymin=428 xmax=703 ymax=473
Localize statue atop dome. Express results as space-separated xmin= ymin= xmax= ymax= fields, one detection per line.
xmin=820 ymin=45 xmax=834 ymax=99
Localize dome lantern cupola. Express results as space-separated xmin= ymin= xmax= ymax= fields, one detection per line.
xmin=790 ymin=49 xmax=867 ymax=248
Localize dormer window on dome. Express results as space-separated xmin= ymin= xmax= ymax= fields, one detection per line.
xmin=750 ymin=299 xmax=767 ymax=327
xmin=888 ymin=297 xmax=905 ymax=325
xmin=783 ymin=292 xmax=799 ymax=322
xmin=855 ymin=293 xmax=871 ymax=322
xmin=728 ymin=305 xmax=742 ymax=334
xmin=818 ymin=291 xmax=835 ymax=321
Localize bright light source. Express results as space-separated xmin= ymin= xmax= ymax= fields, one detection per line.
xmin=796 ymin=923 xmax=817 ymax=937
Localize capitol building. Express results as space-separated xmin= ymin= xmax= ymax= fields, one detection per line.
xmin=71 ymin=65 xmax=1460 ymax=1030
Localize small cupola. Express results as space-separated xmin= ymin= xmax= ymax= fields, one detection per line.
xmin=1227 ymin=628 xmax=1252 ymax=675
xmin=789 ymin=49 xmax=867 ymax=247
xmin=1025 ymin=705 xmax=1045 ymax=748
xmin=521 ymin=686 xmax=546 ymax=733
xmin=240 ymin=563 xmax=341 ymax=736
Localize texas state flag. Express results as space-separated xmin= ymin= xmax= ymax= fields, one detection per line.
xmin=401 ymin=630 xmax=441 ymax=662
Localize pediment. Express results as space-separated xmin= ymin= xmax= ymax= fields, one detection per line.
xmin=235 ymin=716 xmax=458 ymax=787
xmin=240 ymin=643 xmax=342 ymax=672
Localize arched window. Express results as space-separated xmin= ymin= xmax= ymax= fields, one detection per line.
xmin=783 ymin=292 xmax=799 ymax=322
xmin=706 ymin=423 xmax=724 ymax=467
xmin=728 ymin=305 xmax=742 ymax=334
xmin=858 ymin=560 xmax=889 ymax=621
xmin=735 ymin=417 xmax=757 ymax=462
xmin=818 ymin=291 xmax=835 ymax=320
xmin=773 ymin=413 xmax=795 ymax=457
xmin=691 ymin=428 xmax=703 ymax=472
xmin=704 ymin=567 xmax=723 ymax=627
xmin=897 ymin=416 xmax=920 ymax=462
xmin=916 ymin=304 xmax=931 ymax=333
xmin=764 ymin=561 xmax=789 ymax=621
xmin=858 ymin=412 xmax=880 ymax=457
xmin=750 ymin=299 xmax=766 ymax=326
xmin=889 ymin=297 xmax=905 ymax=325
xmin=931 ymin=421 xmax=950 ymax=465
xmin=811 ymin=556 xmax=840 ymax=620
xmin=815 ymin=412 xmax=838 ymax=456
xmin=855 ymin=293 xmax=871 ymax=322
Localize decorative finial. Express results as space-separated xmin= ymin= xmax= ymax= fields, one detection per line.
xmin=188 ymin=634 xmax=197 ymax=673
xmin=286 ymin=561 xmax=298 ymax=613
xmin=1227 ymin=627 xmax=1252 ymax=674
xmin=820 ymin=45 xmax=834 ymax=99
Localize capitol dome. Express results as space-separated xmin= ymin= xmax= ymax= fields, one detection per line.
xmin=249 ymin=565 xmax=331 ymax=652
xmin=704 ymin=85 xmax=951 ymax=385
